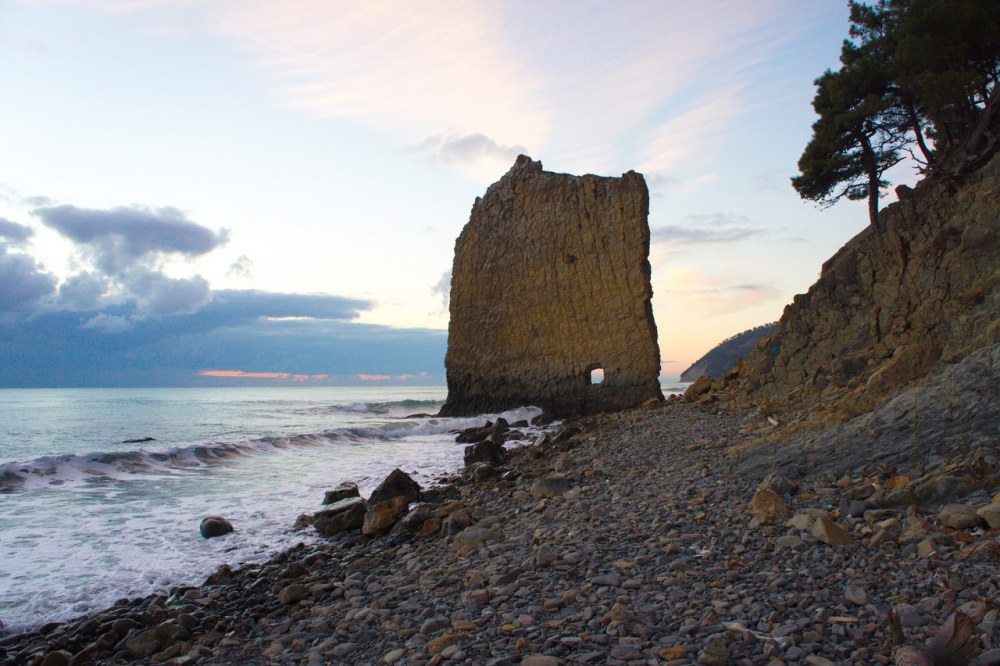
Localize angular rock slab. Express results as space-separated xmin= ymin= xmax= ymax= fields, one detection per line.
xmin=441 ymin=155 xmax=663 ymax=418
xmin=313 ymin=497 xmax=366 ymax=537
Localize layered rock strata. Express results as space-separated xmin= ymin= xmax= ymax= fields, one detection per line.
xmin=440 ymin=155 xmax=663 ymax=418
xmin=719 ymin=153 xmax=1000 ymax=433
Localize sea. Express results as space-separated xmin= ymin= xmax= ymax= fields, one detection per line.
xmin=0 ymin=383 xmax=689 ymax=633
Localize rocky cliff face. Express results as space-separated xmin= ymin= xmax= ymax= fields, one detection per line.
xmin=720 ymin=153 xmax=1000 ymax=434
xmin=440 ymin=156 xmax=663 ymax=418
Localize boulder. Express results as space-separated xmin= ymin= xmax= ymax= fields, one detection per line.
xmin=748 ymin=485 xmax=789 ymax=525
xmin=362 ymin=496 xmax=408 ymax=536
xmin=466 ymin=462 xmax=499 ymax=482
xmin=313 ymin=497 xmax=367 ymax=537
xmin=939 ymin=503 xmax=985 ymax=529
xmin=530 ymin=474 xmax=571 ymax=500
xmin=199 ymin=516 xmax=233 ymax=539
xmin=464 ymin=440 xmax=506 ymax=468
xmin=812 ymin=515 xmax=852 ymax=545
xmin=361 ymin=469 xmax=422 ymax=536
xmin=391 ymin=504 xmax=439 ymax=536
xmin=323 ymin=481 xmax=360 ymax=504
xmin=370 ymin=468 xmax=422 ymax=505
xmin=452 ymin=526 xmax=501 ymax=556
xmin=977 ymin=502 xmax=1000 ymax=529
xmin=683 ymin=375 xmax=713 ymax=402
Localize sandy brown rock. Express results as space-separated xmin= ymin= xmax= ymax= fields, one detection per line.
xmin=441 ymin=155 xmax=662 ymax=418
xmin=721 ymin=153 xmax=1000 ymax=433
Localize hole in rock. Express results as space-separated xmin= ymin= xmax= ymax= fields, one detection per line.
xmin=589 ymin=367 xmax=604 ymax=384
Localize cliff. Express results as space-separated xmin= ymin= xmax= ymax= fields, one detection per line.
xmin=440 ymin=156 xmax=663 ymax=418
xmin=679 ymin=322 xmax=776 ymax=382
xmin=713 ymin=153 xmax=1000 ymax=442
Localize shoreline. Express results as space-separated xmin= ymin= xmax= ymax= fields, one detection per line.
xmin=4 ymin=401 xmax=999 ymax=665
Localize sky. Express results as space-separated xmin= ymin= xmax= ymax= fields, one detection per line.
xmin=0 ymin=0 xmax=917 ymax=387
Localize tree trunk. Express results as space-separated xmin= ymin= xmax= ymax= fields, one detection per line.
xmin=908 ymin=102 xmax=936 ymax=166
xmin=858 ymin=131 xmax=881 ymax=228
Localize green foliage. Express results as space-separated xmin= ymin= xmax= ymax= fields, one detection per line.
xmin=793 ymin=0 xmax=1000 ymax=226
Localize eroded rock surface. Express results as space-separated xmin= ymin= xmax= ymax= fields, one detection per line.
xmin=441 ymin=155 xmax=662 ymax=418
xmin=719 ymin=153 xmax=1000 ymax=435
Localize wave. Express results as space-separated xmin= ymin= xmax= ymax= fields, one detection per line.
xmin=298 ymin=398 xmax=444 ymax=416
xmin=0 ymin=406 xmax=542 ymax=492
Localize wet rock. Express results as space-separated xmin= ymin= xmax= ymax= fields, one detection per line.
xmin=313 ymin=497 xmax=367 ymax=537
xmin=323 ymin=481 xmax=360 ymax=504
xmin=369 ymin=468 xmax=422 ymax=505
xmin=199 ymin=516 xmax=233 ymax=539
xmin=362 ymin=496 xmax=409 ymax=536
xmin=464 ymin=440 xmax=506 ymax=468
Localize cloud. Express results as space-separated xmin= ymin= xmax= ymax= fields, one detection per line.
xmin=651 ymin=213 xmax=764 ymax=245
xmin=81 ymin=313 xmax=134 ymax=333
xmin=431 ymin=270 xmax=451 ymax=310
xmin=56 ymin=272 xmax=110 ymax=311
xmin=655 ymin=267 xmax=784 ymax=318
xmin=34 ymin=204 xmax=229 ymax=275
xmin=638 ymin=85 xmax=747 ymax=175
xmin=0 ymin=302 xmax=443 ymax=387
xmin=651 ymin=226 xmax=762 ymax=245
xmin=0 ymin=217 xmax=34 ymax=244
xmin=227 ymin=255 xmax=253 ymax=280
xmin=411 ymin=134 xmax=528 ymax=168
xmin=0 ymin=245 xmax=58 ymax=313
xmin=21 ymin=195 xmax=54 ymax=208
xmin=357 ymin=374 xmax=391 ymax=381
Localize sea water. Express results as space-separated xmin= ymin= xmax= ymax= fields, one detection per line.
xmin=0 ymin=383 xmax=688 ymax=633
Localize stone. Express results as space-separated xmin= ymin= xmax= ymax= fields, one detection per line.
xmin=520 ymin=657 xmax=562 ymax=666
xmin=39 ymin=652 xmax=72 ymax=666
xmin=812 ymin=515 xmax=852 ymax=545
xmin=467 ymin=462 xmax=499 ymax=482
xmin=775 ymin=535 xmax=805 ymax=551
xmin=199 ymin=516 xmax=233 ymax=539
xmin=312 ymin=497 xmax=367 ymax=537
xmin=530 ymin=475 xmax=571 ymax=500
xmin=940 ymin=503 xmax=985 ymax=529
xmin=383 ymin=648 xmax=405 ymax=663
xmin=464 ymin=440 xmax=506 ymax=468
xmin=362 ymin=496 xmax=409 ymax=536
xmin=748 ymin=480 xmax=790 ymax=525
xmin=323 ymin=481 xmax=360 ymax=504
xmin=683 ymin=375 xmax=713 ymax=402
xmin=917 ymin=537 xmax=938 ymax=558
xmin=278 ymin=584 xmax=308 ymax=605
xmin=369 ymin=468 xmax=422 ymax=505
xmin=426 ymin=633 xmax=465 ymax=654
xmin=698 ymin=636 xmax=728 ymax=665
xmin=362 ymin=469 xmax=422 ymax=536
xmin=767 ymin=474 xmax=799 ymax=495
xmin=292 ymin=513 xmax=313 ymax=530
xmin=844 ymin=585 xmax=870 ymax=605
xmin=439 ymin=155 xmax=663 ymax=418
xmin=977 ymin=503 xmax=1000 ymax=529
xmin=659 ymin=646 xmax=687 ymax=660
xmin=452 ymin=527 xmax=501 ymax=556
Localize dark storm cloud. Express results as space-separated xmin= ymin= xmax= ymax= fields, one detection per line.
xmin=34 ymin=204 xmax=229 ymax=275
xmin=0 ymin=303 xmax=443 ymax=388
xmin=0 ymin=245 xmax=57 ymax=312
xmin=55 ymin=272 xmax=110 ymax=311
xmin=411 ymin=133 xmax=527 ymax=166
xmin=0 ymin=217 xmax=34 ymax=244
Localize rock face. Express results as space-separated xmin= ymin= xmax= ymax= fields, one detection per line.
xmin=440 ymin=155 xmax=663 ymax=418
xmin=722 ymin=153 xmax=1000 ymax=433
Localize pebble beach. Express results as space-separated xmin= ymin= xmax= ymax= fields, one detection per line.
xmin=5 ymin=400 xmax=1000 ymax=665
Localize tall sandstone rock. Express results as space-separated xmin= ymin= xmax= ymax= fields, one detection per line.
xmin=440 ymin=156 xmax=663 ymax=418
